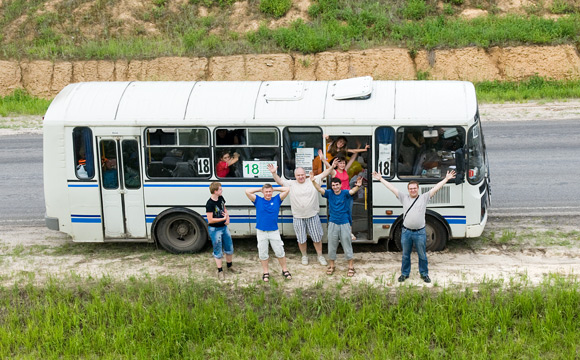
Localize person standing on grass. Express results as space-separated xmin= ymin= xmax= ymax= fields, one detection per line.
xmin=312 ymin=174 xmax=363 ymax=277
xmin=372 ymin=170 xmax=456 ymax=283
xmin=267 ymin=163 xmax=332 ymax=267
xmin=245 ymin=183 xmax=291 ymax=282
xmin=206 ymin=182 xmax=239 ymax=281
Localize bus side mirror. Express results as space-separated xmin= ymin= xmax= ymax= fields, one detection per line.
xmin=454 ymin=148 xmax=465 ymax=185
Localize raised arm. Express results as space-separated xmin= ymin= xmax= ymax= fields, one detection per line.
xmin=276 ymin=186 xmax=290 ymax=201
xmin=267 ymin=163 xmax=284 ymax=186
xmin=372 ymin=171 xmax=399 ymax=198
xmin=348 ymin=176 xmax=363 ymax=196
xmin=348 ymin=144 xmax=370 ymax=154
xmin=226 ymin=152 xmax=240 ymax=166
xmin=429 ymin=170 xmax=456 ymax=198
xmin=318 ymin=149 xmax=332 ymax=169
xmin=310 ymin=171 xmax=325 ymax=195
xmin=245 ymin=188 xmax=262 ymax=202
xmin=319 ymin=157 xmax=338 ymax=178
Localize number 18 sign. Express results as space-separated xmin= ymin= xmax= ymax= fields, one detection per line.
xmin=243 ymin=161 xmax=274 ymax=178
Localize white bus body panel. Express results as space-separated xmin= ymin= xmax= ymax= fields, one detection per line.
xmin=44 ymin=79 xmax=482 ymax=246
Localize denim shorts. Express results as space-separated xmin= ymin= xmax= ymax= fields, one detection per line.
xmin=208 ymin=226 xmax=234 ymax=259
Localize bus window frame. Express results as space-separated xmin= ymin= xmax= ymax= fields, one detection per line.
xmin=282 ymin=126 xmax=323 ymax=180
xmin=144 ymin=126 xmax=212 ymax=181
xmin=214 ymin=126 xmax=281 ymax=180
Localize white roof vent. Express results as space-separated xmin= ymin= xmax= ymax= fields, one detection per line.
xmin=331 ymin=76 xmax=373 ymax=100
xmin=263 ymin=81 xmax=305 ymax=101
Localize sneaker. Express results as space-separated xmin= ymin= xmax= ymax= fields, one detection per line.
xmin=317 ymin=255 xmax=328 ymax=266
xmin=421 ymin=275 xmax=431 ymax=283
xmin=227 ymin=266 xmax=240 ymax=274
xmin=398 ymin=275 xmax=409 ymax=283
xmin=217 ymin=271 xmax=225 ymax=281
xmin=301 ymin=256 xmax=309 ymax=265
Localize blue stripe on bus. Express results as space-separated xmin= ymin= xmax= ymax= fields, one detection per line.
xmin=144 ymin=183 xmax=326 ymax=188
xmin=71 ymin=214 xmax=102 ymax=223
xmin=68 ymin=184 xmax=99 ymax=188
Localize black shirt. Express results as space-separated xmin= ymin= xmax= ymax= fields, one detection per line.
xmin=206 ymin=196 xmax=227 ymax=227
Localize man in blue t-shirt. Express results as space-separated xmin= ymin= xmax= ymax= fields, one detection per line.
xmin=245 ymin=183 xmax=290 ymax=283
xmin=312 ymin=174 xmax=362 ymax=277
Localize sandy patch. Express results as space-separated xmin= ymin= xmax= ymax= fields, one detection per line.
xmin=1 ymin=216 xmax=578 ymax=288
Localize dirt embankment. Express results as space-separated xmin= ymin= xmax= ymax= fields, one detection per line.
xmin=1 ymin=45 xmax=580 ymax=99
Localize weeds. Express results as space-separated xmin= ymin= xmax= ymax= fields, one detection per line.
xmin=0 ymin=275 xmax=578 ymax=357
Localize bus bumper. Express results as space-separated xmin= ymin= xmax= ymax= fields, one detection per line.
xmin=466 ymin=211 xmax=488 ymax=238
xmin=45 ymin=216 xmax=59 ymax=231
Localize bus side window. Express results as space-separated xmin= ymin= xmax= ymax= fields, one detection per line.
xmin=375 ymin=127 xmax=395 ymax=179
xmin=215 ymin=127 xmax=280 ymax=179
xmin=282 ymin=127 xmax=323 ymax=179
xmin=72 ymin=127 xmax=95 ymax=180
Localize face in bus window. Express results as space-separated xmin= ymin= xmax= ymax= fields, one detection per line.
xmin=295 ymin=168 xmax=307 ymax=184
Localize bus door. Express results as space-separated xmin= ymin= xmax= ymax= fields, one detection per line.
xmin=325 ymin=134 xmax=373 ymax=241
xmin=98 ymin=137 xmax=146 ymax=239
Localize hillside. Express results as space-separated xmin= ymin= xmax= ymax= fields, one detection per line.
xmin=1 ymin=0 xmax=580 ymax=97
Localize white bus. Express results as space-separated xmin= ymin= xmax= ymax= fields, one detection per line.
xmin=43 ymin=77 xmax=490 ymax=253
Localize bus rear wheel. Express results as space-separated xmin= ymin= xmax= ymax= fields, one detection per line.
xmin=156 ymin=212 xmax=208 ymax=254
xmin=393 ymin=217 xmax=448 ymax=252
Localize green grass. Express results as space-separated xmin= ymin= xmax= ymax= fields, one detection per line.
xmin=1 ymin=0 xmax=580 ymax=59
xmin=0 ymin=275 xmax=579 ymax=358
xmin=476 ymin=76 xmax=580 ymax=102
xmin=0 ymin=89 xmax=51 ymax=117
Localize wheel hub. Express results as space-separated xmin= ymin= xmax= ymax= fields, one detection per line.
xmin=176 ymin=222 xmax=190 ymax=237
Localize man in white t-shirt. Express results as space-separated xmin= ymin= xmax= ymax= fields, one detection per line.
xmin=372 ymin=170 xmax=456 ymax=283
xmin=268 ymin=164 xmax=331 ymax=266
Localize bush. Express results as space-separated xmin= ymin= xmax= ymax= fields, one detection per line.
xmin=403 ymin=0 xmax=429 ymax=20
xmin=259 ymin=0 xmax=292 ymax=18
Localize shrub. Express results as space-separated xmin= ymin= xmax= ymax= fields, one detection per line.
xmin=259 ymin=0 xmax=292 ymax=18
xmin=403 ymin=0 xmax=428 ymax=20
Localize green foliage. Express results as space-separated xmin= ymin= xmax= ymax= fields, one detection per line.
xmin=550 ymin=0 xmax=577 ymax=14
xmin=188 ymin=0 xmax=237 ymax=7
xmin=403 ymin=0 xmax=429 ymax=20
xmin=259 ymin=0 xmax=292 ymax=18
xmin=476 ymin=75 xmax=580 ymax=102
xmin=0 ymin=276 xmax=579 ymax=357
xmin=0 ymin=89 xmax=51 ymax=116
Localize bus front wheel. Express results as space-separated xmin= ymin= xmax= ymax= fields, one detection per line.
xmin=393 ymin=217 xmax=448 ymax=252
xmin=156 ymin=212 xmax=208 ymax=254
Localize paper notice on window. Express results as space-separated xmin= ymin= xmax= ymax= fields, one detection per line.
xmin=295 ymin=148 xmax=314 ymax=172
xmin=378 ymin=144 xmax=392 ymax=176
xmin=243 ymin=161 xmax=275 ymax=178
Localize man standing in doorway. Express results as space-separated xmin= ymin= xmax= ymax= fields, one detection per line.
xmin=267 ymin=164 xmax=330 ymax=266
xmin=312 ymin=174 xmax=363 ymax=277
xmin=372 ymin=170 xmax=456 ymax=283
xmin=245 ymin=183 xmax=291 ymax=282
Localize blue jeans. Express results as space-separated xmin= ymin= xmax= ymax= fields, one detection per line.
xmin=401 ymin=227 xmax=428 ymax=277
xmin=208 ymin=226 xmax=234 ymax=259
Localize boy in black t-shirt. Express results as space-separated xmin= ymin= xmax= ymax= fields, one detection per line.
xmin=206 ymin=182 xmax=239 ymax=280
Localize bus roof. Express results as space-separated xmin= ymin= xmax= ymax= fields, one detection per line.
xmin=44 ymin=79 xmax=478 ymax=127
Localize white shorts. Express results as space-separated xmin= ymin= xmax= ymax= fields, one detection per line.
xmin=256 ymin=229 xmax=285 ymax=261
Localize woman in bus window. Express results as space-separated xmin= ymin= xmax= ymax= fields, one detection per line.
xmin=325 ymin=135 xmax=369 ymax=163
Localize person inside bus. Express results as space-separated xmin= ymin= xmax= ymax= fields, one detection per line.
xmin=76 ymin=147 xmax=90 ymax=179
xmin=102 ymin=158 xmax=118 ymax=188
xmin=216 ymin=150 xmax=240 ymax=178
xmin=216 ymin=129 xmax=240 ymax=145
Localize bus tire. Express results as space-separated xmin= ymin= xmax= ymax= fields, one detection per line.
xmin=156 ymin=211 xmax=208 ymax=254
xmin=392 ymin=217 xmax=448 ymax=252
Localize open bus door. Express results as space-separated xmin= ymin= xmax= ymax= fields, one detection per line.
xmin=325 ymin=135 xmax=373 ymax=242
xmin=98 ymin=137 xmax=147 ymax=239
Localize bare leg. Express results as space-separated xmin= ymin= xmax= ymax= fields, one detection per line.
xmin=277 ymin=256 xmax=288 ymax=272
xmin=225 ymin=254 xmax=233 ymax=263
xmin=214 ymin=257 xmax=223 ymax=269
xmin=260 ymin=259 xmax=269 ymax=274
xmin=298 ymin=242 xmax=308 ymax=256
xmin=313 ymin=241 xmax=323 ymax=256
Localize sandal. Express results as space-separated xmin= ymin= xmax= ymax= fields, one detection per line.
xmin=326 ymin=266 xmax=335 ymax=275
xmin=262 ymin=273 xmax=270 ymax=282
xmin=347 ymin=268 xmax=356 ymax=277
xmin=282 ymin=270 xmax=292 ymax=280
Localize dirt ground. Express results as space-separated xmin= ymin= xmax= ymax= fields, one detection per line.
xmin=1 ymin=215 xmax=578 ymax=289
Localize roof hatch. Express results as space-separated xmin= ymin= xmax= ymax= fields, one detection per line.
xmin=331 ymin=76 xmax=373 ymax=100
xmin=263 ymin=81 xmax=305 ymax=101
